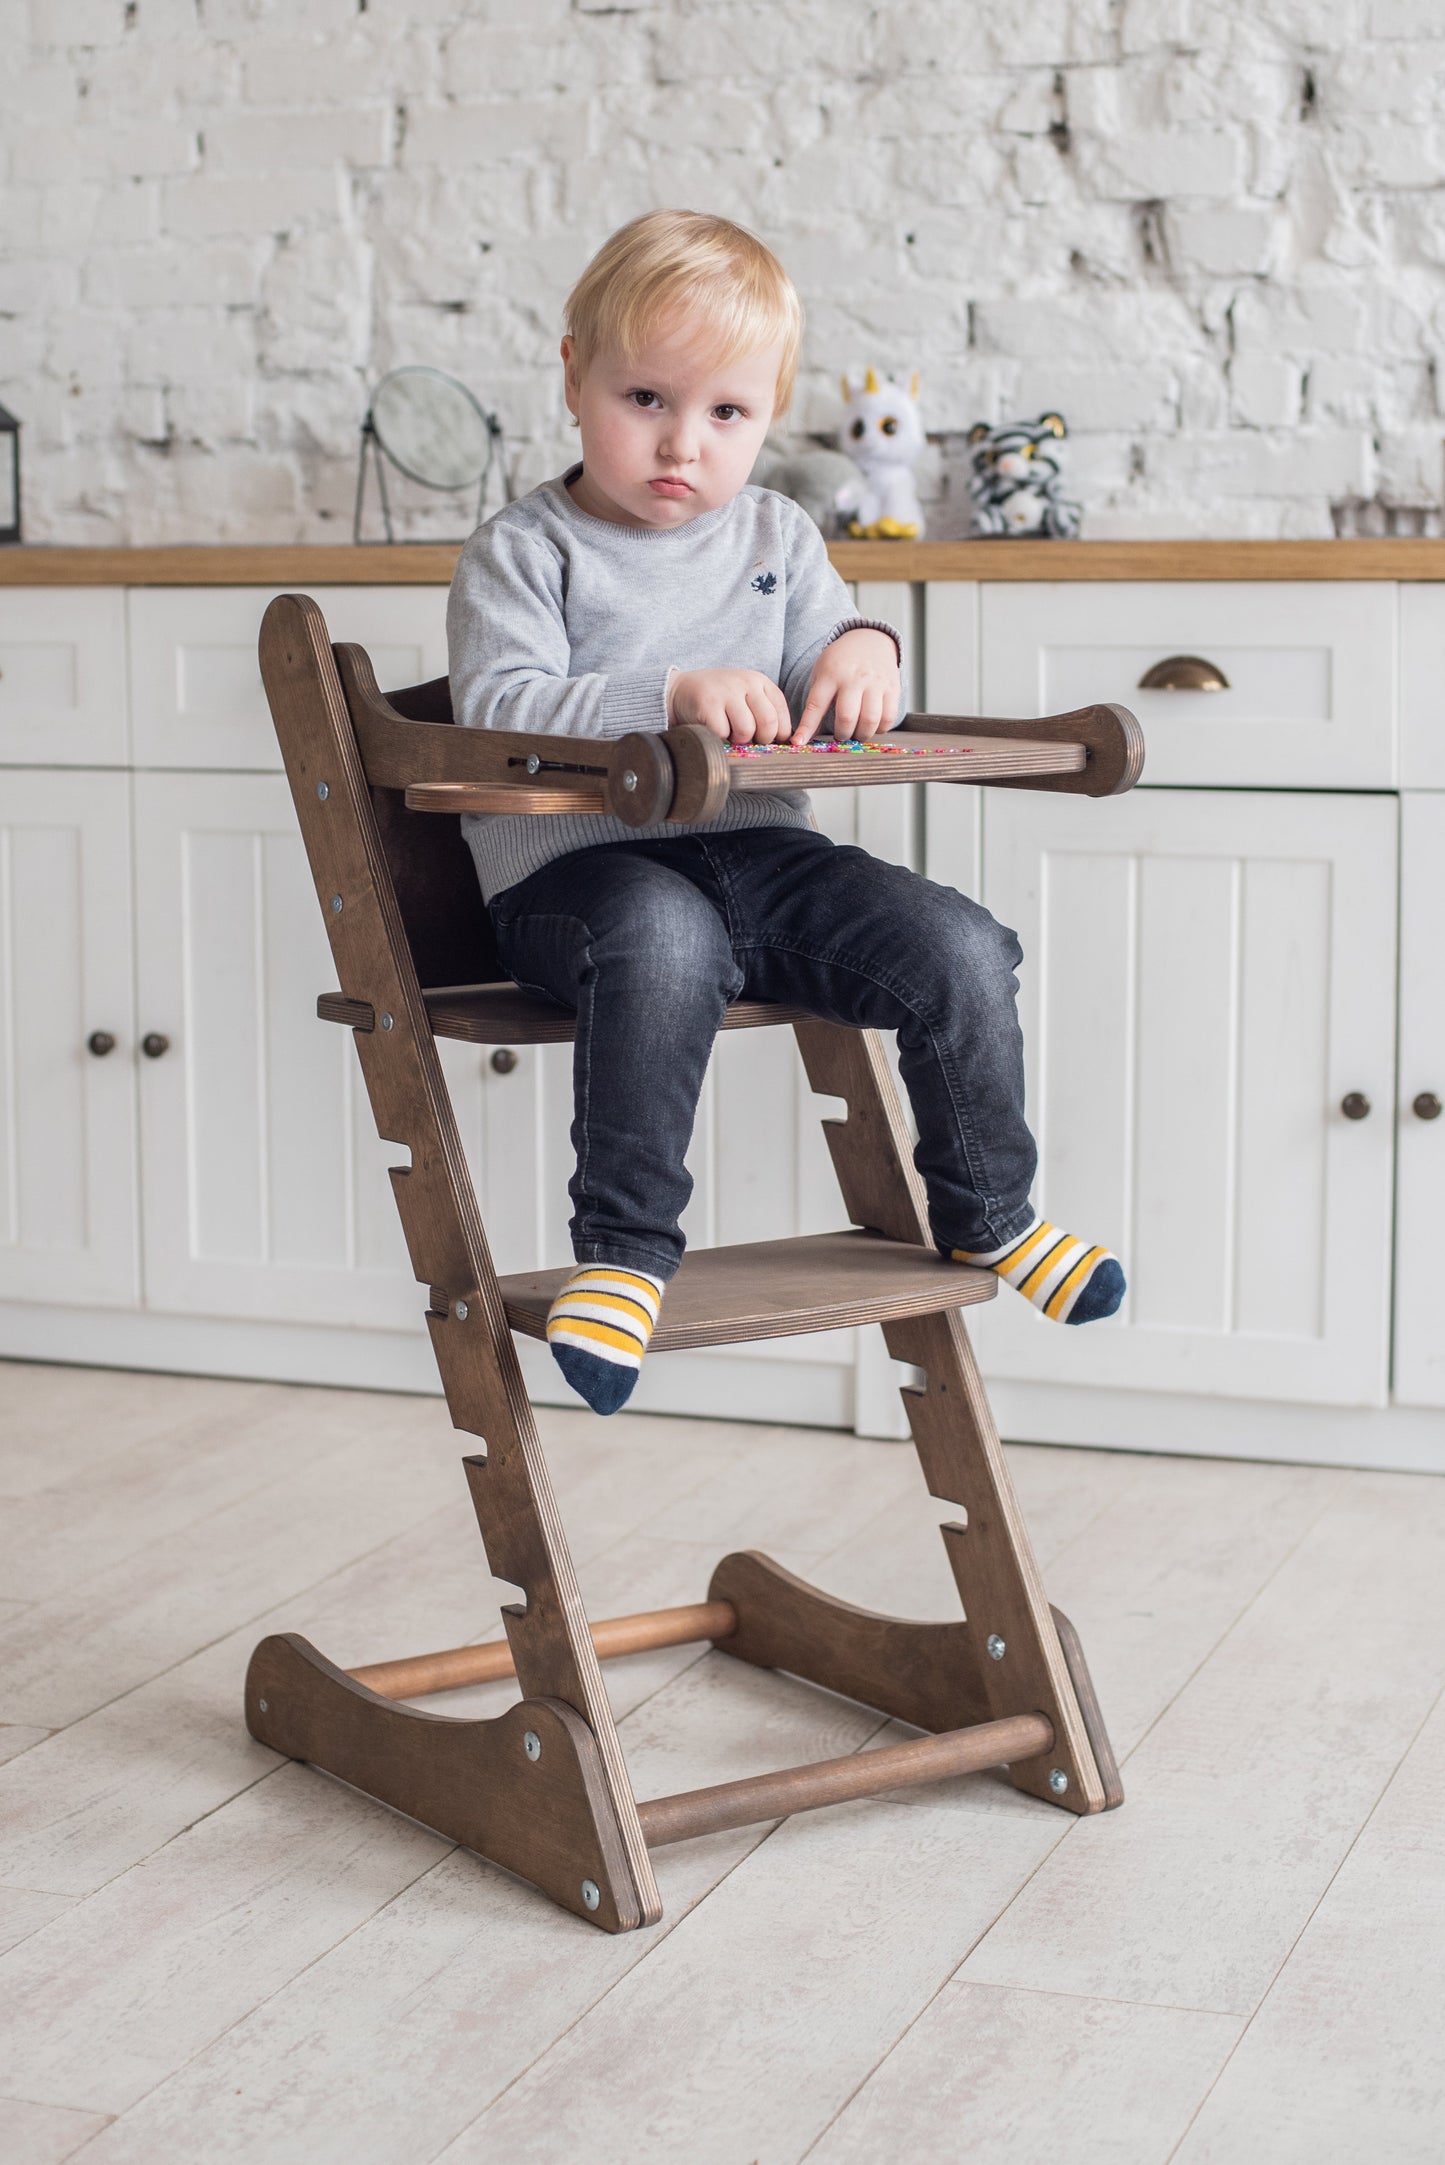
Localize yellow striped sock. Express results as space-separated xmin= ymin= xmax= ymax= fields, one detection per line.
xmin=952 ymin=1217 xmax=1125 ymax=1326
xmin=546 ymin=1264 xmax=665 ymax=1413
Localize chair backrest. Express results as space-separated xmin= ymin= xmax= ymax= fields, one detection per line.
xmin=349 ymin=665 xmax=506 ymax=989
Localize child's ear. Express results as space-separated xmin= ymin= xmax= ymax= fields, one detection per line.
xmin=560 ymin=336 xmax=581 ymax=420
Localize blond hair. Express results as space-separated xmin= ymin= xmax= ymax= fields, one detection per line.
xmin=564 ymin=210 xmax=803 ymax=416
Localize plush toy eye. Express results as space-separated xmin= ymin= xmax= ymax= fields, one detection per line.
xmin=880 ymin=415 xmax=899 ymax=436
xmin=1021 ymin=442 xmax=1034 ymax=457
xmin=849 ymin=417 xmax=866 ymax=440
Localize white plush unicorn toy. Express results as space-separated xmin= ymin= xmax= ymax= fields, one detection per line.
xmin=840 ymin=367 xmax=926 ymax=539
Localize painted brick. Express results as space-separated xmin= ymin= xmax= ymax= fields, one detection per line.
xmin=203 ymin=108 xmax=393 ymax=176
xmin=398 ymin=97 xmax=593 ymax=168
xmin=1081 ymin=125 xmax=1249 ymax=201
xmin=1167 ymin=204 xmax=1279 ymax=274
xmin=161 ymin=171 xmax=344 ymax=239
xmin=1229 ymin=356 xmax=1303 ymax=427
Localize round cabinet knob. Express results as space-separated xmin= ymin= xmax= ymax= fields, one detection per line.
xmin=86 ymin=1030 xmax=116 ymax=1058
xmin=1340 ymin=1092 xmax=1371 ymax=1121
xmin=1414 ymin=1091 xmax=1442 ymax=1122
xmin=490 ymin=1048 xmax=518 ymax=1075
xmin=141 ymin=1032 xmax=171 ymax=1060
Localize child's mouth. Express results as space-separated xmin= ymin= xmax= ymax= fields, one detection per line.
xmin=648 ymin=478 xmax=694 ymax=497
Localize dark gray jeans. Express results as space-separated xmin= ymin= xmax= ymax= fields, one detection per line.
xmin=488 ymin=828 xmax=1037 ymax=1279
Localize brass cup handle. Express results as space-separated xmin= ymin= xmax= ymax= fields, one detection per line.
xmin=490 ymin=1048 xmax=518 ymax=1075
xmin=1414 ymin=1091 xmax=1442 ymax=1121
xmin=1341 ymin=1092 xmax=1370 ymax=1121
xmin=141 ymin=1032 xmax=171 ymax=1059
xmin=1137 ymin=654 xmax=1231 ymax=692
xmin=87 ymin=1030 xmax=116 ymax=1057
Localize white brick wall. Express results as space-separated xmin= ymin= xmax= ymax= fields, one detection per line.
xmin=3 ymin=0 xmax=1442 ymax=542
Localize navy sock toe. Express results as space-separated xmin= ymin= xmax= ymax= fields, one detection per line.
xmin=1064 ymin=1256 xmax=1126 ymax=1325
xmin=551 ymin=1342 xmax=640 ymax=1415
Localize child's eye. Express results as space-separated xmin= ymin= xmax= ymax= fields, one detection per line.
xmin=628 ymin=389 xmax=661 ymax=409
xmin=712 ymin=403 xmax=745 ymax=421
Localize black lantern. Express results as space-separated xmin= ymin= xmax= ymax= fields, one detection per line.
xmin=0 ymin=404 xmax=18 ymax=545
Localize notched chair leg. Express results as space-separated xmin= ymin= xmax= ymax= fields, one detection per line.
xmin=246 ymin=1633 xmax=649 ymax=1930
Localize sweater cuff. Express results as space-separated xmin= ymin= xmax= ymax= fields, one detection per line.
xmin=826 ymin=615 xmax=904 ymax=670
xmin=599 ymin=672 xmax=672 ymax=738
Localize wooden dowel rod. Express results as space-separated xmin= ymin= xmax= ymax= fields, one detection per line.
xmin=348 ymin=1599 xmax=738 ymax=1701
xmin=636 ymin=1711 xmax=1054 ymax=1848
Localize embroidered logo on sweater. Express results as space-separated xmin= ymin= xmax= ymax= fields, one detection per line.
xmin=751 ymin=571 xmax=778 ymax=595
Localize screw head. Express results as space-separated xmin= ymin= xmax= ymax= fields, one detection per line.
xmin=987 ymin=1633 xmax=1006 ymax=1661
xmin=621 ymin=769 xmax=638 ymax=791
xmin=316 ymin=782 xmax=329 ymax=801
xmin=525 ymin=753 xmax=541 ymax=775
xmin=523 ymin=1729 xmax=541 ymax=1762
xmin=581 ymin=1879 xmax=600 ymax=1911
xmin=453 ymin=1300 xmax=469 ymax=1322
xmin=1048 ymin=1768 xmax=1069 ymax=1795
xmin=258 ymin=1698 xmax=269 ymax=1713
xmin=380 ymin=1012 xmax=394 ymax=1031
xmin=329 ymin=894 xmax=343 ymax=914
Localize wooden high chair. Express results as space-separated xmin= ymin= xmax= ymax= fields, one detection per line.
xmin=247 ymin=593 xmax=1144 ymax=1933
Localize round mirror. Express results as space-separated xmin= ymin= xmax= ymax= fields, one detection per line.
xmin=369 ymin=367 xmax=495 ymax=490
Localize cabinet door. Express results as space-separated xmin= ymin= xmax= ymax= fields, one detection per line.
xmin=964 ymin=789 xmax=1398 ymax=1406
xmin=0 ymin=770 xmax=139 ymax=1304
xmin=128 ymin=587 xmax=448 ymax=770
xmin=0 ymin=589 xmax=129 ymax=767
xmin=1394 ymin=794 xmax=1445 ymax=1407
xmin=132 ymin=773 xmax=543 ymax=1329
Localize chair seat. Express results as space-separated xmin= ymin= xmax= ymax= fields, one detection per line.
xmin=317 ymin=985 xmax=809 ymax=1044
xmin=497 ymin=1229 xmax=996 ymax=1352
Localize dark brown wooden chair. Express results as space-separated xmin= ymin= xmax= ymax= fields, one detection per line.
xmin=247 ymin=593 xmax=1144 ymax=1933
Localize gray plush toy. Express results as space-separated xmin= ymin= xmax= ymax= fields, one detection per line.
xmin=749 ymin=442 xmax=866 ymax=537
xmin=965 ymin=414 xmax=1081 ymax=539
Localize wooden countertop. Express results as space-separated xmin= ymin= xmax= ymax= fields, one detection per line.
xmin=2 ymin=538 xmax=1444 ymax=584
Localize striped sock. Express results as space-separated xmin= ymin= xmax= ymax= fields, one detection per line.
xmin=952 ymin=1218 xmax=1125 ymax=1325
xmin=545 ymin=1264 xmax=665 ymax=1415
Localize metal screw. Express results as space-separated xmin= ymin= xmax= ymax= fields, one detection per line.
xmin=525 ymin=754 xmax=541 ymax=775
xmin=581 ymin=1879 xmax=600 ymax=1911
xmin=523 ymin=1730 xmax=541 ymax=1762
xmin=454 ymin=1300 xmax=469 ymax=1321
xmin=316 ymin=782 xmax=329 ymax=801
xmin=329 ymin=894 xmax=343 ymax=914
xmin=380 ymin=1012 xmax=394 ymax=1031
xmin=258 ymin=1698 xmax=269 ymax=1713
xmin=1048 ymin=1768 xmax=1069 ymax=1795
xmin=987 ymin=1634 xmax=1006 ymax=1661
xmin=621 ymin=770 xmax=638 ymax=791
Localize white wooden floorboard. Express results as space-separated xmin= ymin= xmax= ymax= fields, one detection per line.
xmin=0 ymin=1364 xmax=281 ymax=1500
xmin=0 ymin=2095 xmax=111 ymax=2165
xmin=0 ymin=1725 xmax=50 ymax=1766
xmin=1171 ymin=1685 xmax=1445 ymax=2162
xmin=0 ymin=1886 xmax=75 ymax=1960
xmin=960 ymin=1469 xmax=1445 ymax=2014
xmin=807 ymin=1982 xmax=1242 ymax=2165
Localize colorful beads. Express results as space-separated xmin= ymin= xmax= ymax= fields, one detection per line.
xmin=727 ymin=739 xmax=966 ymax=758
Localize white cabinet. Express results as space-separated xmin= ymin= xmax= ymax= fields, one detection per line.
xmin=0 ymin=769 xmax=139 ymax=1304
xmin=963 ymin=788 xmax=1398 ymax=1407
xmin=980 ymin=581 xmax=1397 ymax=788
xmin=1395 ymin=794 xmax=1445 ymax=1407
xmin=128 ymin=587 xmax=448 ymax=770
xmin=0 ymin=589 xmax=129 ymax=766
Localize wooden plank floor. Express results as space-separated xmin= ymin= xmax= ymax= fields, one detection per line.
xmin=0 ymin=1358 xmax=1441 ymax=2164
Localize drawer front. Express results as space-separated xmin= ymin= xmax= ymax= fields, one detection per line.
xmin=129 ymin=586 xmax=449 ymax=769
xmin=980 ymin=581 xmax=1397 ymax=788
xmin=0 ymin=588 xmax=129 ymax=766
xmin=1399 ymin=584 xmax=1445 ymax=788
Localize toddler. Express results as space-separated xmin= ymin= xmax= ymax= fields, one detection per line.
xmin=447 ymin=210 xmax=1124 ymax=1414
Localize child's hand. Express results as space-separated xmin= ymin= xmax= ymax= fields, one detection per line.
xmin=794 ymin=628 xmax=901 ymax=745
xmin=668 ymin=667 xmax=792 ymax=743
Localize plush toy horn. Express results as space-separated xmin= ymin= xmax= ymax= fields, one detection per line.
xmin=864 ymin=367 xmax=879 ymax=393
xmin=840 ymin=373 xmax=852 ymax=402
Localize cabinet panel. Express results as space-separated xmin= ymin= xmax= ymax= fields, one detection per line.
xmin=1394 ymin=794 xmax=1445 ymax=1406
xmin=0 ymin=589 xmax=129 ymax=766
xmin=128 ymin=587 xmax=448 ymax=770
xmin=966 ymin=789 xmax=1397 ymax=1405
xmin=0 ymin=770 xmax=139 ymax=1303
xmin=1398 ymin=585 xmax=1445 ymax=789
xmin=132 ymin=772 xmax=543 ymax=1329
xmin=980 ymin=582 xmax=1397 ymax=788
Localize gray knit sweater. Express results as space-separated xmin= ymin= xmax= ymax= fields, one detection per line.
xmin=446 ymin=467 xmax=899 ymax=900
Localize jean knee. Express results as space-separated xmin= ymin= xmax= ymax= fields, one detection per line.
xmin=596 ymin=886 xmax=737 ymax=1001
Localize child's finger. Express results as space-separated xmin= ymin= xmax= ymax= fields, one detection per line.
xmin=746 ymin=685 xmax=783 ymax=743
xmin=727 ymin=692 xmax=757 ymax=743
xmin=793 ymin=675 xmax=834 ymax=746
xmin=833 ymin=681 xmax=862 ymax=740
xmin=856 ymin=686 xmax=884 ymax=738
xmin=766 ymin=680 xmax=792 ymax=738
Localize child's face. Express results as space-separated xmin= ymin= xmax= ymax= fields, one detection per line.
xmin=562 ymin=324 xmax=782 ymax=529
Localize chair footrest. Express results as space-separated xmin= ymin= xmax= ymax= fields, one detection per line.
xmin=498 ymin=1229 xmax=996 ymax=1352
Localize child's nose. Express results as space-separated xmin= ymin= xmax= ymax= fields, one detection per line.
xmin=658 ymin=414 xmax=701 ymax=463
